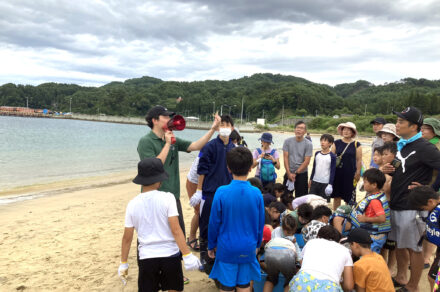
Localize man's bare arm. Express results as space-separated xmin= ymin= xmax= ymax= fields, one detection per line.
xmin=187 ymin=114 xmax=221 ymax=152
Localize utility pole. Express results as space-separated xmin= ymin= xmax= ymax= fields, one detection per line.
xmin=212 ymin=101 xmax=215 ymax=115
xmin=26 ymin=96 xmax=29 ymax=108
xmin=240 ymin=97 xmax=244 ymax=124
xmin=263 ymin=109 xmax=265 ymax=119
xmin=220 ymin=104 xmax=223 ymax=116
xmin=281 ymin=104 xmax=284 ymax=126
xmin=69 ymin=97 xmax=72 ymax=113
xmin=364 ymin=104 xmax=367 ymax=116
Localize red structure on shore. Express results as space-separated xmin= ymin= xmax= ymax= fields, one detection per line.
xmin=0 ymin=106 xmax=52 ymax=117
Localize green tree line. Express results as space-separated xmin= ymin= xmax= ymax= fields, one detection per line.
xmin=1 ymin=74 xmax=439 ymax=122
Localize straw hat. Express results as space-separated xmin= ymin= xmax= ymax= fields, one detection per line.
xmin=378 ymin=123 xmax=400 ymax=140
xmin=337 ymin=122 xmax=357 ymax=137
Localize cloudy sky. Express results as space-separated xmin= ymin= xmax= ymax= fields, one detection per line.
xmin=1 ymin=0 xmax=439 ymax=86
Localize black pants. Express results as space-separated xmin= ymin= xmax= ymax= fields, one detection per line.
xmin=309 ymin=181 xmax=330 ymax=202
xmin=199 ymin=195 xmax=214 ymax=240
xmin=198 ymin=194 xmax=215 ymax=274
xmin=283 ymin=172 xmax=308 ymax=198
xmin=175 ymin=198 xmax=186 ymax=237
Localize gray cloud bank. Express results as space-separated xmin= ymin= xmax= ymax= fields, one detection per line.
xmin=0 ymin=0 xmax=439 ymax=85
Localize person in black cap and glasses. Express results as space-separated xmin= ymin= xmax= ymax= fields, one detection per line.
xmin=347 ymin=228 xmax=394 ymax=292
xmin=369 ymin=117 xmax=387 ymax=168
xmin=381 ymin=106 xmax=440 ymax=292
xmin=118 ymin=158 xmax=201 ymax=291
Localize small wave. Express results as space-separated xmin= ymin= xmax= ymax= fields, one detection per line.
xmin=0 ymin=178 xmax=132 ymax=206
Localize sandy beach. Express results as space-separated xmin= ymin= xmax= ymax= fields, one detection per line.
xmin=0 ymin=136 xmax=431 ymax=291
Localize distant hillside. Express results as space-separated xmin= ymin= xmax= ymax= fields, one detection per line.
xmin=1 ymin=74 xmax=439 ymax=121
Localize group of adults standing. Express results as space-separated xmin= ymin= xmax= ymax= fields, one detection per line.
xmin=281 ymin=119 xmax=362 ymax=210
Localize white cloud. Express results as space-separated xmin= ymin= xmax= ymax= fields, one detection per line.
xmin=0 ymin=0 xmax=439 ymax=86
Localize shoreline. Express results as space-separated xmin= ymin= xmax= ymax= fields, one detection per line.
xmin=0 ymin=112 xmax=259 ymax=133
xmin=0 ymin=166 xmax=190 ymax=205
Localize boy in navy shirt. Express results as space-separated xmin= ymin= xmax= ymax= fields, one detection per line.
xmin=408 ymin=186 xmax=440 ymax=291
xmin=189 ymin=115 xmax=235 ymax=272
xmin=208 ymin=147 xmax=265 ymax=291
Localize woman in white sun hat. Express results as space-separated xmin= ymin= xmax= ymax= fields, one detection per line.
xmin=331 ymin=122 xmax=362 ymax=210
xmin=378 ymin=123 xmax=400 ymax=143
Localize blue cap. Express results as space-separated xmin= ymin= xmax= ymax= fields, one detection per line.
xmin=258 ymin=132 xmax=273 ymax=144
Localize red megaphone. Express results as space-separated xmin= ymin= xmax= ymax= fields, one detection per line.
xmin=163 ymin=115 xmax=186 ymax=144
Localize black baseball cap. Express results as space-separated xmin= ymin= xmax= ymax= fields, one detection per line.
xmin=393 ymin=106 xmax=423 ymax=125
xmin=146 ymin=105 xmax=175 ymax=122
xmin=370 ymin=117 xmax=387 ymax=125
xmin=133 ymin=158 xmax=169 ymax=186
xmin=347 ymin=228 xmax=373 ymax=244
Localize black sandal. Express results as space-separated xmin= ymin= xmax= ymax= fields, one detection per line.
xmin=392 ymin=277 xmax=405 ymax=288
xmin=186 ymin=238 xmax=200 ymax=251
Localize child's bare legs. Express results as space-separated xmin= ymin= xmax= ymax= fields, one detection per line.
xmin=395 ymin=248 xmax=410 ymax=284
xmin=284 ymin=285 xmax=289 ymax=292
xmin=189 ymin=210 xmax=199 ymax=240
xmin=263 ymin=281 xmax=274 ymax=292
xmin=388 ymin=249 xmax=397 ymax=273
xmin=429 ymin=276 xmax=435 ymax=292
xmin=381 ymin=248 xmax=397 ymax=275
xmin=333 ymin=197 xmax=342 ymax=210
xmin=423 ymin=241 xmax=436 ymax=265
xmin=236 ymin=287 xmax=251 ymax=292
xmin=381 ymin=248 xmax=388 ymax=262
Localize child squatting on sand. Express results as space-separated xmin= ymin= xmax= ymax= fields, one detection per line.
xmin=118 ymin=158 xmax=201 ymax=291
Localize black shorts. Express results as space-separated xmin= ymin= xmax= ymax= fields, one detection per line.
xmin=138 ymin=254 xmax=183 ymax=292
xmin=429 ymin=249 xmax=440 ymax=280
xmin=383 ymin=238 xmax=396 ymax=250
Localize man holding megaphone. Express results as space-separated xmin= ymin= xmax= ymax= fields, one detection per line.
xmin=138 ymin=105 xmax=221 ymax=238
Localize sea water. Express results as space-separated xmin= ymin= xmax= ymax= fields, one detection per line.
xmin=0 ymin=116 xmax=318 ymax=192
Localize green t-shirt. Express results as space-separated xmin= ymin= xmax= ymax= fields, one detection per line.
xmin=137 ymin=131 xmax=192 ymax=199
xmin=429 ymin=136 xmax=440 ymax=147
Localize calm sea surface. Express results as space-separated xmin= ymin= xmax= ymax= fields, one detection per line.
xmin=0 ymin=116 xmax=319 ymax=191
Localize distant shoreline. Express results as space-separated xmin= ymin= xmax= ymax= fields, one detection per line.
xmin=0 ymin=111 xmax=259 ymax=133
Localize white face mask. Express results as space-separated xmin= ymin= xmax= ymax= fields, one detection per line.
xmin=219 ymin=127 xmax=232 ymax=137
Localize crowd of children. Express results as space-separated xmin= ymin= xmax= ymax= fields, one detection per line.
xmin=120 ymin=109 xmax=440 ymax=292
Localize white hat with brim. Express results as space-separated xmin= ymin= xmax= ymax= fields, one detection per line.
xmin=337 ymin=122 xmax=358 ymax=137
xmin=377 ymin=123 xmax=400 ymax=139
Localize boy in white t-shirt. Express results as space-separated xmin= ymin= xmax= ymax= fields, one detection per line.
xmin=309 ymin=134 xmax=337 ymax=201
xmin=118 ymin=158 xmax=201 ymax=291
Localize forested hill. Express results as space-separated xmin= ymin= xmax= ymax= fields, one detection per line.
xmin=1 ymin=74 xmax=439 ymax=122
